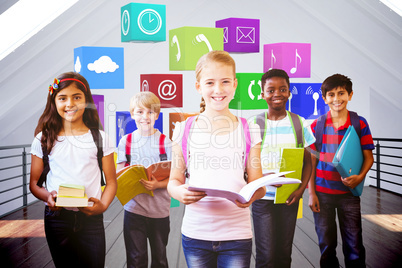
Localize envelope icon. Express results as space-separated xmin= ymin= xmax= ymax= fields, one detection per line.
xmin=223 ymin=27 xmax=228 ymax=43
xmin=236 ymin=27 xmax=255 ymax=44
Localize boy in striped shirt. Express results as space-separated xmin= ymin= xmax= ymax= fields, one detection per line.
xmin=308 ymin=74 xmax=374 ymax=267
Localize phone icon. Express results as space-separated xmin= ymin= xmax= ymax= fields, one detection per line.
xmin=194 ymin=34 xmax=213 ymax=52
xmin=171 ymin=35 xmax=181 ymax=62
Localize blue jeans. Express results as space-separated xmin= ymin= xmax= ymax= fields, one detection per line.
xmin=182 ymin=234 xmax=252 ymax=268
xmin=252 ymin=199 xmax=298 ymax=268
xmin=44 ymin=206 xmax=105 ymax=268
xmin=123 ymin=210 xmax=170 ymax=268
xmin=313 ymin=192 xmax=366 ymax=268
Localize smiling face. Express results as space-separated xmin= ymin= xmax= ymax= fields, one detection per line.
xmin=195 ymin=61 xmax=237 ymax=114
xmin=131 ymin=106 xmax=159 ymax=136
xmin=323 ymin=86 xmax=353 ymax=113
xmin=261 ymin=76 xmax=290 ymax=112
xmin=55 ymin=84 xmax=86 ymax=125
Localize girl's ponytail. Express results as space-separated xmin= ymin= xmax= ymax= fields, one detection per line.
xmin=200 ymin=97 xmax=206 ymax=113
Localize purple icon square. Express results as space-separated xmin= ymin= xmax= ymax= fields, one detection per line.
xmin=263 ymin=43 xmax=311 ymax=78
xmin=216 ymin=18 xmax=260 ymax=53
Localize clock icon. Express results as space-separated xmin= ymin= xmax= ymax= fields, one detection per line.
xmin=137 ymin=9 xmax=162 ymax=35
xmin=121 ymin=10 xmax=130 ymax=36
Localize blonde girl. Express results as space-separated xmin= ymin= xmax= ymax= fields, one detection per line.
xmin=29 ymin=72 xmax=117 ymax=267
xmin=168 ymin=51 xmax=265 ymax=268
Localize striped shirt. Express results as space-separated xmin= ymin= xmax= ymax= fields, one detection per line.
xmin=310 ymin=111 xmax=374 ymax=194
xmin=254 ymin=112 xmax=316 ymax=200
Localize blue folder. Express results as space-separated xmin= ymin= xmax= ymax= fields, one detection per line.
xmin=332 ymin=126 xmax=364 ymax=196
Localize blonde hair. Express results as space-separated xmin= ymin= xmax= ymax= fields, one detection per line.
xmin=195 ymin=50 xmax=236 ymax=112
xmin=129 ymin=91 xmax=161 ymax=116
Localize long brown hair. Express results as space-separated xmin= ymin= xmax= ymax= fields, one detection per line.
xmin=34 ymin=72 xmax=102 ymax=153
xmin=195 ymin=51 xmax=236 ymax=113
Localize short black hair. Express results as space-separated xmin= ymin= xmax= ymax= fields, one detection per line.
xmin=261 ymin=69 xmax=290 ymax=89
xmin=321 ymin=74 xmax=353 ymax=97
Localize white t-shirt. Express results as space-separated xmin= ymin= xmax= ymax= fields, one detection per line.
xmin=253 ymin=112 xmax=316 ymax=200
xmin=31 ymin=130 xmax=114 ymax=209
xmin=173 ymin=117 xmax=261 ymax=241
xmin=116 ymin=130 xmax=172 ymax=218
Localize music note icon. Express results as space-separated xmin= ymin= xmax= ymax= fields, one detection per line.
xmin=290 ymin=49 xmax=302 ymax=74
xmin=269 ymin=49 xmax=276 ymax=70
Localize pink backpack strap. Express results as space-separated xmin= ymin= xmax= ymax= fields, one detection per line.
xmin=239 ymin=117 xmax=251 ymax=168
xmin=182 ymin=116 xmax=196 ymax=166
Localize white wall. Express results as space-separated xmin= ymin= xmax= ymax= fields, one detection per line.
xmin=0 ymin=0 xmax=401 ymax=147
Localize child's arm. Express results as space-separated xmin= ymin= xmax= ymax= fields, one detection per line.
xmin=286 ymin=147 xmax=313 ymax=206
xmin=140 ymin=175 xmax=169 ymax=191
xmin=341 ymin=149 xmax=374 ymax=189
xmin=29 ymin=155 xmax=60 ymax=210
xmin=167 ymin=142 xmax=206 ymax=205
xmin=235 ymin=143 xmax=266 ymax=208
xmin=80 ymin=153 xmax=117 ymax=216
xmin=308 ymin=152 xmax=320 ymax=212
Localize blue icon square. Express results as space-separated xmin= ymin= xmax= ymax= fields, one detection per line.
xmin=74 ymin=46 xmax=124 ymax=89
xmin=287 ymin=83 xmax=329 ymax=119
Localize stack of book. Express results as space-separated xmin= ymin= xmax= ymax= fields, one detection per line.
xmin=56 ymin=184 xmax=88 ymax=207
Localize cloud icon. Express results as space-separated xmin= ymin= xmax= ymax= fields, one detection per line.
xmin=74 ymin=56 xmax=81 ymax=72
xmin=87 ymin=56 xmax=119 ymax=73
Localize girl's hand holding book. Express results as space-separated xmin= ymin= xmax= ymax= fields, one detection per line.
xmin=47 ymin=190 xmax=62 ymax=211
xmin=179 ymin=184 xmax=207 ymax=205
xmin=79 ymin=197 xmax=106 ymax=216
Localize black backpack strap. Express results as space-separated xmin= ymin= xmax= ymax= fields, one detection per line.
xmin=37 ymin=145 xmax=50 ymax=187
xmin=90 ymin=129 xmax=105 ymax=186
xmin=255 ymin=112 xmax=266 ymax=141
xmin=349 ymin=111 xmax=361 ymax=138
xmin=315 ymin=112 xmax=328 ymax=153
xmin=288 ymin=111 xmax=304 ymax=148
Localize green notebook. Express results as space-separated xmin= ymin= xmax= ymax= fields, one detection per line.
xmin=274 ymin=148 xmax=304 ymax=204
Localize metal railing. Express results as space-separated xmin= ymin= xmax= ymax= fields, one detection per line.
xmin=369 ymin=138 xmax=402 ymax=194
xmin=0 ymin=144 xmax=34 ymax=218
xmin=0 ymin=138 xmax=401 ymax=218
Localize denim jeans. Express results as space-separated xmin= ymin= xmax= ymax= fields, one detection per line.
xmin=182 ymin=234 xmax=252 ymax=268
xmin=44 ymin=206 xmax=105 ymax=268
xmin=313 ymin=192 xmax=366 ymax=268
xmin=251 ymin=199 xmax=299 ymax=268
xmin=123 ymin=210 xmax=170 ymax=268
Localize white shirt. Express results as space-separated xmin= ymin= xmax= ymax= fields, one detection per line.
xmin=31 ymin=130 xmax=114 ymax=208
xmin=173 ymin=117 xmax=261 ymax=241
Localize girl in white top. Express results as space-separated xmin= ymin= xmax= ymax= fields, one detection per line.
xmin=168 ymin=51 xmax=265 ymax=268
xmin=30 ymin=72 xmax=117 ymax=268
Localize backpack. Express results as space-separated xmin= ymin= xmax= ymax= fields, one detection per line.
xmin=124 ymin=132 xmax=168 ymax=167
xmin=315 ymin=111 xmax=361 ymax=153
xmin=181 ymin=116 xmax=251 ymax=178
xmin=37 ymin=128 xmax=105 ymax=187
xmin=255 ymin=111 xmax=305 ymax=148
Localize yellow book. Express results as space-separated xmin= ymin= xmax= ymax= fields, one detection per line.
xmin=274 ymin=148 xmax=304 ymax=204
xmin=58 ymin=184 xmax=85 ymax=197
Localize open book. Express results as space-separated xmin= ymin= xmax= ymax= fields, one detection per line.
xmin=115 ymin=161 xmax=171 ymax=205
xmin=187 ymin=171 xmax=300 ymax=204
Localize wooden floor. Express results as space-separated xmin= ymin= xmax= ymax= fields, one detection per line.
xmin=1 ymin=186 xmax=401 ymax=268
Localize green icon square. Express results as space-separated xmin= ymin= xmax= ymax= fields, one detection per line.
xmin=169 ymin=27 xmax=224 ymax=70
xmin=229 ymin=73 xmax=268 ymax=110
xmin=121 ymin=3 xmax=166 ymax=42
